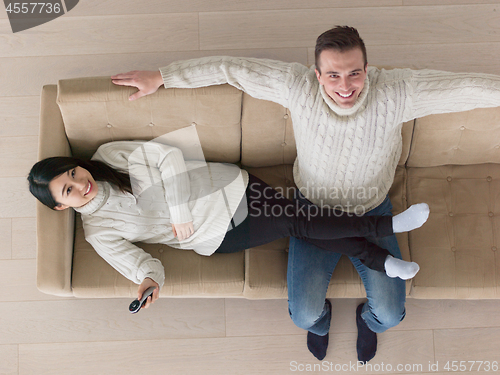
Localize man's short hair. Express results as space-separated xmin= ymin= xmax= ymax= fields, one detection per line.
xmin=315 ymin=26 xmax=368 ymax=73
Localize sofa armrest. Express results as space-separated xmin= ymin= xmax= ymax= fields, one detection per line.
xmin=36 ymin=85 xmax=74 ymax=296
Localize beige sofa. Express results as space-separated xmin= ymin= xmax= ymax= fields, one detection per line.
xmin=36 ymin=76 xmax=500 ymax=300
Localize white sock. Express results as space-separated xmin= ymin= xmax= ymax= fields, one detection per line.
xmin=384 ymin=255 xmax=420 ymax=280
xmin=392 ymin=203 xmax=430 ymax=233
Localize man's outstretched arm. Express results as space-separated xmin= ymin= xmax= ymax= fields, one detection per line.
xmin=402 ymin=69 xmax=500 ymax=121
xmin=112 ymin=56 xmax=309 ymax=107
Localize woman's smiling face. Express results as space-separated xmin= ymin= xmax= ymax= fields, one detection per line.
xmin=49 ymin=166 xmax=98 ymax=210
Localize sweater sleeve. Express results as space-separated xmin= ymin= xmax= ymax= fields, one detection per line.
xmin=403 ymin=69 xmax=500 ymax=121
xmin=94 ymin=141 xmax=193 ymax=224
xmin=86 ymin=234 xmax=165 ymax=288
xmin=159 ymin=56 xmax=308 ymax=108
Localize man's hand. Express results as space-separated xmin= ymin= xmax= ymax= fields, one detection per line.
xmin=137 ymin=277 xmax=160 ymax=310
xmin=111 ymin=70 xmax=164 ymax=101
xmin=171 ymin=222 xmax=194 ymax=241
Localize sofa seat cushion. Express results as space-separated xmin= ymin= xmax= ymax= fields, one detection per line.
xmin=72 ymin=215 xmax=245 ymax=298
xmin=407 ymin=164 xmax=500 ymax=298
xmin=242 ymin=165 xmax=409 ymax=299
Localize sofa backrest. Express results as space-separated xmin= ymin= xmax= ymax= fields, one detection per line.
xmin=56 ymin=77 xmax=243 ymax=163
xmin=240 ymin=93 xmax=297 ymax=167
xmin=407 ymin=107 xmax=500 ymax=168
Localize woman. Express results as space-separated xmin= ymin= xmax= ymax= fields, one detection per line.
xmin=28 ymin=141 xmax=428 ymax=309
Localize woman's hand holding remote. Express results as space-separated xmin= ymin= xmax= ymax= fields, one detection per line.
xmin=137 ymin=277 xmax=160 ymax=310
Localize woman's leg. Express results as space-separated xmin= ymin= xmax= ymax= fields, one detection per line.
xmin=244 ymin=176 xmax=395 ymax=241
xmin=216 ymin=175 xmax=392 ymax=271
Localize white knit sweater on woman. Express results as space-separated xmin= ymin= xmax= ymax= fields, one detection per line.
xmin=74 ymin=141 xmax=248 ymax=287
xmin=160 ymin=57 xmax=500 ymax=212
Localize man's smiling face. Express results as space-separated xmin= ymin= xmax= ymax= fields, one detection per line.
xmin=315 ymin=47 xmax=367 ymax=109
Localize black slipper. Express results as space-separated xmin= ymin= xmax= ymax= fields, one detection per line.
xmin=307 ymin=299 xmax=331 ymax=360
xmin=356 ymin=303 xmax=377 ymax=363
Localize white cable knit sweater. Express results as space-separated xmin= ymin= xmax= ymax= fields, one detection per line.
xmin=74 ymin=141 xmax=248 ymax=287
xmin=160 ymin=57 xmax=500 ymax=212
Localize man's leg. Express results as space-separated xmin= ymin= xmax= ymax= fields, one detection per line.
xmin=287 ymin=237 xmax=341 ymax=335
xmin=286 ymin=193 xmax=405 ymax=361
xmin=349 ymin=196 xmax=406 ymax=362
xmin=287 ymin=236 xmax=340 ymax=359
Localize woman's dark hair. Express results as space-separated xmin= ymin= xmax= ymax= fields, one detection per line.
xmin=28 ymin=156 xmax=132 ymax=210
xmin=315 ymin=26 xmax=368 ymax=74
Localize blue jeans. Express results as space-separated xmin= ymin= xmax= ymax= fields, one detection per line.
xmin=287 ymin=195 xmax=406 ymax=335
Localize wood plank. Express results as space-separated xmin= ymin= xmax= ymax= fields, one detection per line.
xmin=0 ymin=48 xmax=307 ymax=97
xmin=308 ymin=42 xmax=500 ymax=74
xmin=227 ymin=298 xmax=500 ymax=338
xmin=0 ymin=97 xmax=40 ymax=137
xmin=0 ymin=1 xmax=403 ymax=20
xmin=395 ymin=299 xmax=500 ymax=331
xmin=18 ymin=330 xmax=433 ymax=375
xmin=0 ymin=136 xmax=38 ymax=177
xmin=434 ymin=327 xmax=500 ymax=365
xmin=12 ymin=218 xmax=36 ymax=259
xmin=0 ymin=13 xmax=199 ymax=58
xmin=226 ymin=298 xmax=368 ymax=337
xmin=0 ymin=0 xmax=404 ymax=19
xmin=199 ymin=5 xmax=500 ymax=50
xmin=0 ymin=178 xmax=36 ymax=218
xmin=327 ymin=299 xmax=500 ymax=333
xmin=0 ymin=259 xmax=63 ymax=301
xmin=0 ymin=219 xmax=11 ymax=259
xmin=334 ymin=330 xmax=434 ymax=374
xmin=225 ymin=299 xmax=303 ymax=337
xmin=0 ymin=345 xmax=18 ymax=375
xmin=18 ymin=336 xmax=307 ymax=375
xmin=59 ymin=0 xmax=405 ymax=16
xmin=0 ymin=298 xmax=225 ymax=345
xmin=405 ymin=0 xmax=500 ymax=5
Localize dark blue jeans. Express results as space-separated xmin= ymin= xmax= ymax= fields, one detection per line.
xmin=287 ymin=194 xmax=406 ymax=335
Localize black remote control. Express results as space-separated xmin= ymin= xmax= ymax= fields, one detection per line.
xmin=129 ymin=286 xmax=156 ymax=314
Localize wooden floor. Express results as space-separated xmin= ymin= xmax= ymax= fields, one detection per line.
xmin=1 ymin=0 xmax=500 ymax=374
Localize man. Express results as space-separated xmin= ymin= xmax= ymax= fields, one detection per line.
xmin=111 ymin=26 xmax=500 ymax=362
